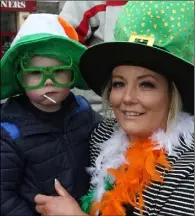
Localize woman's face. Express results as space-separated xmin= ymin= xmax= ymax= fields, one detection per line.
xmin=109 ymin=65 xmax=170 ymax=140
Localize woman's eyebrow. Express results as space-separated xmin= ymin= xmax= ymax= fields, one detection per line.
xmin=112 ymin=75 xmax=124 ymax=79
xmin=137 ymin=74 xmax=158 ymax=81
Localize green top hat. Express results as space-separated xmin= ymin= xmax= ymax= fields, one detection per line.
xmin=0 ymin=13 xmax=89 ymax=100
xmin=115 ymin=0 xmax=194 ymax=63
xmin=80 ymin=1 xmax=194 ymax=114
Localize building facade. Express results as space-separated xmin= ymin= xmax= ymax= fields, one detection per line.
xmin=0 ymin=0 xmax=37 ymax=58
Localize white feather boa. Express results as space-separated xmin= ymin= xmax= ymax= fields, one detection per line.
xmin=87 ymin=112 xmax=194 ymax=203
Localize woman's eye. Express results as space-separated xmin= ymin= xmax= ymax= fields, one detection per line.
xmin=140 ymin=81 xmax=155 ymax=89
xmin=112 ymin=81 xmax=124 ymax=88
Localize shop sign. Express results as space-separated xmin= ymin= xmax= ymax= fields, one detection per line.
xmin=1 ymin=1 xmax=26 ymax=8
xmin=0 ymin=1 xmax=36 ymax=11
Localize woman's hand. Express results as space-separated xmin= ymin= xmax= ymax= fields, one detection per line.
xmin=34 ymin=179 xmax=88 ymax=216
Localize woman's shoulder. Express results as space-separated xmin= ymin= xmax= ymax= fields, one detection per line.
xmin=89 ymin=118 xmax=117 ymax=164
xmin=90 ymin=118 xmax=117 ymax=142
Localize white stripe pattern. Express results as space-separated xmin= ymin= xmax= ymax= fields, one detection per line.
xmin=88 ymin=115 xmax=194 ymax=216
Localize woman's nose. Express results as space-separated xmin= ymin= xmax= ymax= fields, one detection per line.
xmin=123 ymin=87 xmax=138 ymax=104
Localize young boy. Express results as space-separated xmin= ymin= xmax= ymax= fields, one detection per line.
xmin=0 ymin=14 xmax=102 ymax=216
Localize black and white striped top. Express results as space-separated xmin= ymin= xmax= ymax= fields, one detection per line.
xmin=89 ymin=119 xmax=194 ymax=216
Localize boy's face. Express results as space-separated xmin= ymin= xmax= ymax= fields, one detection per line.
xmin=24 ymin=56 xmax=71 ymax=112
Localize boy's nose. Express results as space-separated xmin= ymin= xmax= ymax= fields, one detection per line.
xmin=44 ymin=78 xmax=54 ymax=86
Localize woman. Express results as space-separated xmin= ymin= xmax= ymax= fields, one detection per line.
xmin=35 ymin=1 xmax=194 ymax=216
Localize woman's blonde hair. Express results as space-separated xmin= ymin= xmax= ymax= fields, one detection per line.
xmin=167 ymin=82 xmax=182 ymax=127
xmin=102 ymin=79 xmax=183 ymax=127
xmin=102 ymin=80 xmax=112 ymax=118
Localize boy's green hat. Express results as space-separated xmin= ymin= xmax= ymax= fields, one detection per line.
xmin=0 ymin=13 xmax=89 ymax=100
xmin=80 ymin=1 xmax=194 ymax=114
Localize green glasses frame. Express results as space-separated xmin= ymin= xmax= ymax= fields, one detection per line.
xmin=16 ymin=55 xmax=76 ymax=90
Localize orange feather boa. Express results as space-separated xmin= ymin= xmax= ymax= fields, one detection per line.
xmin=90 ymin=139 xmax=171 ymax=216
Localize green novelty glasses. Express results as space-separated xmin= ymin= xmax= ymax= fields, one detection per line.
xmin=17 ymin=56 xmax=76 ymax=89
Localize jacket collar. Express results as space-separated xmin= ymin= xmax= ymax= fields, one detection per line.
xmin=1 ymin=93 xmax=80 ymax=136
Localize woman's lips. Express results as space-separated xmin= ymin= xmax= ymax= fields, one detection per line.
xmin=123 ymin=111 xmax=145 ymax=119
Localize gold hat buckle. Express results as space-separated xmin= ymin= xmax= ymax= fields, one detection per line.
xmin=129 ymin=33 xmax=155 ymax=46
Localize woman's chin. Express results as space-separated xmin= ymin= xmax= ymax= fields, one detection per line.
xmin=123 ymin=127 xmax=152 ymax=140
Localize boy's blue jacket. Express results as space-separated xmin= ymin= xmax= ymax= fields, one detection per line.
xmin=0 ymin=94 xmax=102 ymax=216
